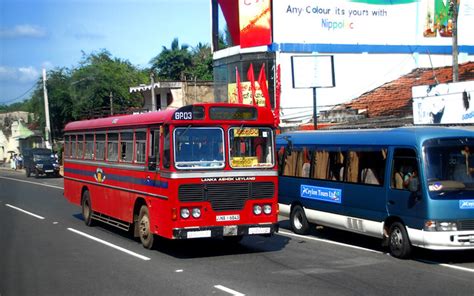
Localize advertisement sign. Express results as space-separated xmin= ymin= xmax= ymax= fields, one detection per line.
xmin=292 ymin=55 xmax=335 ymax=88
xmin=300 ymin=185 xmax=342 ymax=204
xmin=272 ymin=0 xmax=473 ymax=47
xmin=239 ymin=0 xmax=272 ymax=48
xmin=412 ymin=81 xmax=474 ymax=125
xmin=228 ymin=81 xmax=267 ymax=106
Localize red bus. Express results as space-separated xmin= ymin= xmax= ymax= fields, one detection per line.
xmin=63 ymin=103 xmax=278 ymax=248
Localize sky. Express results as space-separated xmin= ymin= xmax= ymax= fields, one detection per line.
xmin=0 ymin=0 xmax=213 ymax=105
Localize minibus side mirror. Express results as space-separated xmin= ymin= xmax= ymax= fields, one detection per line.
xmin=148 ymin=156 xmax=157 ymax=171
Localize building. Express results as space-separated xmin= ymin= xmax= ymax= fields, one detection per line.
xmin=211 ymin=0 xmax=474 ymax=129
xmin=317 ymin=61 xmax=474 ymax=129
xmin=129 ymin=81 xmax=214 ymax=111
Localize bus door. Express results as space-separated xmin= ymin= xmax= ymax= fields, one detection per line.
xmin=387 ymin=148 xmax=424 ymax=226
xmin=147 ymin=128 xmax=164 ymax=198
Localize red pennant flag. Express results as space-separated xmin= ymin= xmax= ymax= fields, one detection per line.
xmin=236 ymin=66 xmax=243 ymax=104
xmin=258 ymin=63 xmax=270 ymax=108
xmin=247 ymin=63 xmax=256 ymax=105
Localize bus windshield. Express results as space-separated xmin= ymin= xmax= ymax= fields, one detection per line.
xmin=424 ymin=138 xmax=474 ymax=198
xmin=174 ymin=127 xmax=224 ymax=169
xmin=229 ymin=127 xmax=274 ymax=168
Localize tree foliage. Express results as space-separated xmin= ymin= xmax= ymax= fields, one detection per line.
xmin=149 ymin=38 xmax=213 ymax=81
xmin=26 ymin=50 xmax=148 ymax=140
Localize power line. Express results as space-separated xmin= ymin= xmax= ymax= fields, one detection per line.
xmin=1 ymin=82 xmax=37 ymax=105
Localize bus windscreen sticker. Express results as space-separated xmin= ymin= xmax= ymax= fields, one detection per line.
xmin=459 ymin=200 xmax=474 ymax=209
xmin=300 ymin=185 xmax=342 ymax=204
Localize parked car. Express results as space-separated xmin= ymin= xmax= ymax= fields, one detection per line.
xmin=23 ymin=148 xmax=61 ymax=178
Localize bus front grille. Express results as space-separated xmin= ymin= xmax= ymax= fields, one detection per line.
xmin=458 ymin=220 xmax=474 ymax=231
xmin=178 ymin=182 xmax=275 ymax=211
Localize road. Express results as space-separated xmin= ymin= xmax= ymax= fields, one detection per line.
xmin=1 ymin=168 xmax=473 ymax=296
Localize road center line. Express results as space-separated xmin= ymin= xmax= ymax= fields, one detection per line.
xmin=0 ymin=176 xmax=63 ymax=190
xmin=279 ymin=229 xmax=382 ymax=254
xmin=67 ymin=228 xmax=151 ymax=261
xmin=6 ymin=204 xmax=45 ymax=220
xmin=214 ymin=285 xmax=245 ymax=296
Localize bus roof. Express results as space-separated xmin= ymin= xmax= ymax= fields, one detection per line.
xmin=276 ymin=126 xmax=474 ymax=148
xmin=64 ymin=103 xmax=276 ymax=132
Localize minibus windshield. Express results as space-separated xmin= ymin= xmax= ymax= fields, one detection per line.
xmin=424 ymin=138 xmax=474 ymax=198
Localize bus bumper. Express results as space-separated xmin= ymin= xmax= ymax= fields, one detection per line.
xmin=172 ymin=223 xmax=279 ymax=239
xmin=409 ymin=227 xmax=474 ymax=250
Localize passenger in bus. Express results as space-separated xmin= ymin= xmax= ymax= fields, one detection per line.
xmin=361 ymin=167 xmax=379 ymax=185
xmin=403 ymin=168 xmax=418 ymax=190
xmin=453 ymin=146 xmax=474 ymax=182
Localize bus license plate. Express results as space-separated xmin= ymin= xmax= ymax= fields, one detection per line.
xmin=249 ymin=227 xmax=271 ymax=234
xmin=216 ymin=214 xmax=240 ymax=222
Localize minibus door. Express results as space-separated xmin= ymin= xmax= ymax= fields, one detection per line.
xmin=386 ymin=148 xmax=423 ymax=225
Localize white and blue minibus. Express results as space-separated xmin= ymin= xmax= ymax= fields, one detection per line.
xmin=277 ymin=127 xmax=474 ymax=258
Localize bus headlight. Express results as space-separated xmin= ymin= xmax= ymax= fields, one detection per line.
xmin=192 ymin=208 xmax=201 ymax=219
xmin=263 ymin=204 xmax=272 ymax=215
xmin=180 ymin=208 xmax=190 ymax=219
xmin=253 ymin=205 xmax=262 ymax=215
xmin=424 ymin=220 xmax=458 ymax=231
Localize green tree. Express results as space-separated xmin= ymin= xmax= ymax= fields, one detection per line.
xmin=70 ymin=50 xmax=147 ymax=119
xmin=28 ymin=68 xmax=73 ymax=140
xmin=149 ymin=38 xmax=192 ymax=80
xmin=189 ymin=42 xmax=213 ymax=81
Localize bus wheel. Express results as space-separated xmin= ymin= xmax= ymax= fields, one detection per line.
xmin=81 ymin=191 xmax=94 ymax=226
xmin=138 ymin=205 xmax=155 ymax=249
xmin=388 ymin=222 xmax=412 ymax=259
xmin=290 ymin=205 xmax=309 ymax=235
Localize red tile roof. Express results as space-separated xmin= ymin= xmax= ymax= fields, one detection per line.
xmin=345 ymin=62 xmax=474 ymax=117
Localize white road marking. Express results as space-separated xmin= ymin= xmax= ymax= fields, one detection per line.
xmin=0 ymin=176 xmax=63 ymax=190
xmin=417 ymin=259 xmax=474 ymax=273
xmin=67 ymin=228 xmax=151 ymax=261
xmin=5 ymin=204 xmax=45 ymax=220
xmin=214 ymin=285 xmax=245 ymax=296
xmin=279 ymin=229 xmax=382 ymax=254
xmin=281 ymin=230 xmax=474 ymax=274
xmin=175 ymin=269 xmax=184 ymax=273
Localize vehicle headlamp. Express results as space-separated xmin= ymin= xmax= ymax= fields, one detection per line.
xmin=424 ymin=220 xmax=458 ymax=231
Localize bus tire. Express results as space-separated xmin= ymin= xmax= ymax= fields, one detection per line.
xmin=138 ymin=205 xmax=155 ymax=249
xmin=388 ymin=222 xmax=412 ymax=259
xmin=290 ymin=205 xmax=309 ymax=235
xmin=81 ymin=190 xmax=94 ymax=226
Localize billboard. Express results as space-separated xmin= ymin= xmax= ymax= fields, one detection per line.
xmin=413 ymin=81 xmax=474 ymax=125
xmin=272 ymin=0 xmax=474 ymax=48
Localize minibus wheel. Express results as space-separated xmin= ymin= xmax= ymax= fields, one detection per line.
xmin=138 ymin=205 xmax=155 ymax=249
xmin=290 ymin=205 xmax=309 ymax=235
xmin=81 ymin=190 xmax=94 ymax=226
xmin=388 ymin=222 xmax=412 ymax=259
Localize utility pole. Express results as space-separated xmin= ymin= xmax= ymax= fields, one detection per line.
xmin=451 ymin=0 xmax=459 ymax=82
xmin=42 ymin=69 xmax=52 ymax=149
xmin=150 ymin=72 xmax=156 ymax=111
xmin=109 ymin=91 xmax=113 ymax=115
